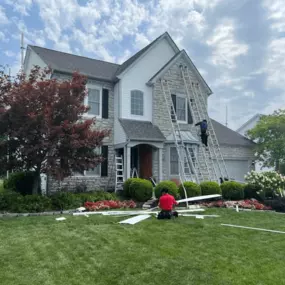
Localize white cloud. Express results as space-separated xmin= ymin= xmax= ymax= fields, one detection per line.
xmin=263 ymin=0 xmax=285 ymax=33
xmin=0 ymin=6 xmax=9 ymax=25
xmin=4 ymin=50 xmax=16 ymax=57
xmin=116 ymin=49 xmax=132 ymax=64
xmin=0 ymin=31 xmax=8 ymax=42
xmin=4 ymin=0 xmax=33 ymax=16
xmin=134 ymin=33 xmax=150 ymax=49
xmin=265 ymin=38 xmax=285 ymax=89
xmin=206 ymin=19 xmax=248 ymax=69
xmin=243 ymin=91 xmax=255 ymax=98
xmin=53 ymin=35 xmax=72 ymax=53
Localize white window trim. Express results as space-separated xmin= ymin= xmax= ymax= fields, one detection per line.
xmin=170 ymin=146 xmax=179 ymax=175
xmin=130 ymin=90 xmax=144 ymax=116
xmin=83 ymin=85 xmax=102 ymax=119
xmin=176 ymin=94 xmax=188 ymax=124
xmin=72 ymin=147 xmax=102 ymax=177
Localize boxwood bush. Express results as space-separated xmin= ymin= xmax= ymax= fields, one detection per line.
xmin=155 ymin=180 xmax=179 ymax=199
xmin=179 ymin=182 xmax=201 ymax=199
xmin=221 ymin=181 xmax=244 ymax=200
xmin=123 ymin=178 xmax=138 ymax=198
xmin=200 ymin=181 xmax=221 ymax=195
xmin=3 ymin=171 xmax=36 ymax=195
xmin=129 ymin=178 xmax=153 ymax=202
xmin=244 ymin=184 xmax=262 ymax=200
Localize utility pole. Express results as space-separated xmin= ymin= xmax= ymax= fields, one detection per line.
xmin=20 ymin=32 xmax=25 ymax=71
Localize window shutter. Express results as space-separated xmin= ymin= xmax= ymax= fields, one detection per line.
xmin=187 ymin=102 xmax=193 ymax=124
xmin=171 ymin=94 xmax=176 ymax=122
xmin=101 ymin=146 xmax=108 ymax=177
xmin=102 ymin=88 xmax=109 ymax=119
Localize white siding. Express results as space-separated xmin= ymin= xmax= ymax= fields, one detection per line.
xmin=237 ymin=118 xmax=259 ymax=137
xmin=114 ymin=81 xmax=126 ymax=144
xmin=119 ymin=38 xmax=176 ymax=121
xmin=24 ymin=49 xmax=47 ymax=77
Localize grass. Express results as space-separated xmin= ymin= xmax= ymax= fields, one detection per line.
xmin=0 ymin=209 xmax=285 ymax=285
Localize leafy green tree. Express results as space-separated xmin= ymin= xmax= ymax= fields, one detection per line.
xmin=247 ymin=109 xmax=285 ymax=172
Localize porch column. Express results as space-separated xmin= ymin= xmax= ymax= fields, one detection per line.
xmin=124 ymin=145 xmax=131 ymax=180
xmin=158 ymin=147 xmax=163 ymax=182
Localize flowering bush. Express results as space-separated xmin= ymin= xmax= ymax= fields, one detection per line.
xmin=200 ymin=199 xmax=272 ymax=211
xmin=245 ymin=170 xmax=285 ymax=199
xmin=84 ymin=200 xmax=136 ymax=211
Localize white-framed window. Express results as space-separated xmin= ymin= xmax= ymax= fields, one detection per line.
xmin=185 ymin=146 xmax=197 ymax=174
xmin=131 ymin=90 xmax=144 ymax=116
xmin=73 ymin=147 xmax=101 ymax=177
xmin=170 ymin=147 xmax=179 ymax=175
xmin=87 ymin=88 xmax=101 ymax=116
xmin=176 ymin=96 xmax=187 ymax=123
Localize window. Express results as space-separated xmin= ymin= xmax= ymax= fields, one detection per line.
xmin=131 ymin=90 xmax=144 ymax=116
xmin=185 ymin=146 xmax=197 ymax=174
xmin=176 ymin=97 xmax=186 ymax=121
xmin=88 ymin=88 xmax=100 ymax=116
xmin=170 ymin=147 xmax=179 ymax=175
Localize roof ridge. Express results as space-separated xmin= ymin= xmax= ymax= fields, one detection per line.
xmin=29 ymin=45 xmax=120 ymax=66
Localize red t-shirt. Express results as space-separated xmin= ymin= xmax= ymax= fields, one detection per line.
xmin=159 ymin=193 xmax=178 ymax=211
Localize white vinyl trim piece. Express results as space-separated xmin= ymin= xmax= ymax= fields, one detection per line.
xmin=119 ymin=215 xmax=151 ymax=225
xmin=221 ymin=224 xmax=285 ymax=234
xmin=180 ymin=214 xmax=220 ymax=218
xmin=177 ymin=194 xmax=221 ymax=204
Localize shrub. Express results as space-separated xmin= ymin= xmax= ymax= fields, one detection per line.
xmin=129 ymin=178 xmax=153 ymax=202
xmin=24 ymin=195 xmax=52 ymax=212
xmin=155 ymin=181 xmax=179 ymax=199
xmin=264 ymin=198 xmax=285 ymax=212
xmin=179 ymin=182 xmax=201 ymax=199
xmin=200 ymin=181 xmax=221 ymax=195
xmin=0 ymin=191 xmax=25 ymax=212
xmin=50 ymin=192 xmax=81 ymax=211
xmin=3 ymin=171 xmax=36 ymax=195
xmin=76 ymin=191 xmax=118 ymax=204
xmin=244 ymin=184 xmax=262 ymax=200
xmin=221 ymin=181 xmax=244 ymax=200
xmin=123 ymin=178 xmax=138 ymax=198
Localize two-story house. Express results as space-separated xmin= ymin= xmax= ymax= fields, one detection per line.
xmin=23 ymin=32 xmax=255 ymax=193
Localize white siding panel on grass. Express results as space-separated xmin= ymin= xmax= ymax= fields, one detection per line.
xmin=120 ymin=38 xmax=176 ymax=121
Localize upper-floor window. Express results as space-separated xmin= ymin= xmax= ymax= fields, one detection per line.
xmin=131 ymin=90 xmax=144 ymax=116
xmin=88 ymin=88 xmax=101 ymax=116
xmin=171 ymin=94 xmax=192 ymax=124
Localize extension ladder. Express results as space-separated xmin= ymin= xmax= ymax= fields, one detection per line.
xmin=181 ymin=65 xmax=229 ymax=180
xmin=160 ymin=79 xmax=200 ymax=205
xmin=115 ymin=155 xmax=124 ymax=192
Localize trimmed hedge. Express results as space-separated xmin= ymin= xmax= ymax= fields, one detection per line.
xmin=200 ymin=181 xmax=221 ymax=195
xmin=0 ymin=190 xmax=120 ymax=213
xmin=3 ymin=171 xmax=36 ymax=195
xmin=221 ymin=181 xmax=244 ymax=200
xmin=179 ymin=182 xmax=201 ymax=199
xmin=155 ymin=181 xmax=179 ymax=199
xmin=123 ymin=178 xmax=138 ymax=198
xmin=244 ymin=184 xmax=262 ymax=200
xmin=129 ymin=178 xmax=153 ymax=202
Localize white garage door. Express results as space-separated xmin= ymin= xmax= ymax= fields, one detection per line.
xmin=225 ymin=160 xmax=249 ymax=182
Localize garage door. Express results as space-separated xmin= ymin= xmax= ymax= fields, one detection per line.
xmin=225 ymin=160 xmax=249 ymax=182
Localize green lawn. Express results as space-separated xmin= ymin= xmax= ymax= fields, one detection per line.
xmin=0 ymin=209 xmax=285 ymax=285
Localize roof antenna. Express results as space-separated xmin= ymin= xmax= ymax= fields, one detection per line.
xmin=20 ymin=32 xmax=25 ymax=71
xmin=226 ymin=105 xmax=228 ymax=127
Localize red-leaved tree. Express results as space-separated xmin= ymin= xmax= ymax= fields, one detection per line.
xmin=0 ymin=66 xmax=110 ymax=194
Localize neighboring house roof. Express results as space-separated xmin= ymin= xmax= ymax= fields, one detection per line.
xmin=147 ymin=49 xmax=212 ymax=95
xmin=29 ymin=45 xmax=119 ymax=82
xmin=236 ymin=113 xmax=263 ymax=133
xmin=211 ymin=119 xmax=255 ymax=147
xmin=166 ymin=131 xmax=199 ymax=144
xmin=119 ymin=119 xmax=166 ymax=142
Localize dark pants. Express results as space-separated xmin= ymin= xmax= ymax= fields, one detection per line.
xmin=201 ymin=132 xmax=208 ymax=147
xmin=157 ymin=210 xmax=178 ymax=219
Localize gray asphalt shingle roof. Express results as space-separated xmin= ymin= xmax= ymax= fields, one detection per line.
xmin=30 ymin=46 xmax=120 ymax=81
xmin=211 ymin=119 xmax=255 ymax=147
xmin=119 ymin=119 xmax=166 ymax=142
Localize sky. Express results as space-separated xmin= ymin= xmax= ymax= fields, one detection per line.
xmin=0 ymin=0 xmax=285 ymax=131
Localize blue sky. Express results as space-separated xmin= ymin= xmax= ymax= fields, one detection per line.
xmin=1 ymin=0 xmax=285 ymax=130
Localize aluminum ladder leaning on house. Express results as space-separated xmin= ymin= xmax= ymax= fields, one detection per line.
xmin=115 ymin=155 xmax=124 ymax=192
xmin=160 ymin=79 xmax=200 ymax=207
xmin=181 ymin=65 xmax=229 ymax=181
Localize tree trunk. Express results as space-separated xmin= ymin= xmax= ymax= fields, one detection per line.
xmin=32 ymin=171 xmax=41 ymax=195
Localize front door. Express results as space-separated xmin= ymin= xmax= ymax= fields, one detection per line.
xmin=139 ymin=144 xmax=153 ymax=179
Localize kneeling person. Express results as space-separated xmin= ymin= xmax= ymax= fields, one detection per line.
xmin=157 ymin=188 xmax=178 ymax=219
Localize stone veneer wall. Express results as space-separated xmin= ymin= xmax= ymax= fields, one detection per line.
xmin=47 ymin=73 xmax=116 ymax=193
